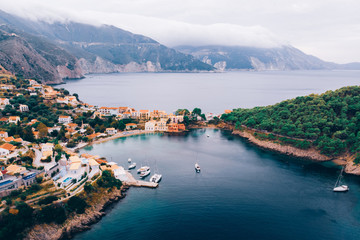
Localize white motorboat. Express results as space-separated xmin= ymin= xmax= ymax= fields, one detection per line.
xmin=137 ymin=166 xmax=150 ymax=174
xmin=195 ymin=163 xmax=201 ymax=172
xmin=150 ymin=174 xmax=162 ymax=183
xmin=207 ymin=134 xmax=210 ymax=137
xmin=128 ymin=162 xmax=136 ymax=169
xmin=140 ymin=169 xmax=151 ymax=178
xmin=333 ymin=167 xmax=349 ymax=192
xmin=128 ymin=158 xmax=132 ymax=163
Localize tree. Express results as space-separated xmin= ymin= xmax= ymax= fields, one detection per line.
xmin=37 ymin=122 xmax=48 ymax=139
xmin=84 ymin=182 xmax=94 ymax=194
xmin=192 ymin=108 xmax=202 ymax=116
xmin=66 ymin=196 xmax=87 ymax=214
xmin=23 ymin=126 xmax=35 ymax=142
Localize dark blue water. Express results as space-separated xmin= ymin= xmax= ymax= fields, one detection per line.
xmin=62 ymin=70 xmax=360 ymax=113
xmin=75 ymin=129 xmax=360 ymax=240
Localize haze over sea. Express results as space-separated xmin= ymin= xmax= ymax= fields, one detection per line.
xmin=63 ymin=71 xmax=360 ymax=240
xmin=63 ymin=70 xmax=360 ymax=113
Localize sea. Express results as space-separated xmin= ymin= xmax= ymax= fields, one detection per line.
xmin=61 ymin=70 xmax=360 ymax=240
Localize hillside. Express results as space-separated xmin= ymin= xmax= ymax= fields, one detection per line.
xmin=221 ymin=86 xmax=360 ymax=159
xmin=175 ymin=45 xmax=360 ymax=71
xmin=0 ymin=10 xmax=213 ymax=83
xmin=0 ymin=27 xmax=82 ymax=83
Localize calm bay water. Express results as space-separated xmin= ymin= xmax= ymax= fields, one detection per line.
xmin=75 ymin=129 xmax=360 ymax=240
xmin=63 ymin=70 xmax=360 ymax=113
xmin=64 ymin=71 xmax=360 ymax=240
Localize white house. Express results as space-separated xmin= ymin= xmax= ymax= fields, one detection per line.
xmin=155 ymin=120 xmax=167 ymax=131
xmin=145 ymin=121 xmax=156 ymax=131
xmin=0 ymin=98 xmax=10 ymax=106
xmin=131 ymin=111 xmax=140 ymax=119
xmin=0 ymin=131 xmax=8 ymax=138
xmin=19 ymin=104 xmax=29 ymax=112
xmin=0 ymin=147 xmax=10 ymax=156
xmin=99 ymin=107 xmax=119 ymax=116
xmin=106 ymin=128 xmax=118 ymax=135
xmin=28 ymin=79 xmax=38 ymax=85
xmin=58 ymin=116 xmax=72 ymax=124
xmin=41 ymin=143 xmax=54 ymax=152
xmin=125 ymin=123 xmax=137 ymax=130
xmin=8 ymin=116 xmax=20 ymax=124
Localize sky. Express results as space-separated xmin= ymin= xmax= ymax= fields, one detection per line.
xmin=0 ymin=0 xmax=359 ymax=63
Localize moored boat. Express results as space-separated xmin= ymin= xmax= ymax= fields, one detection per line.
xmin=140 ymin=169 xmax=151 ymax=178
xmin=150 ymin=173 xmax=162 ymax=183
xmin=333 ymin=167 xmax=349 ymax=192
xmin=128 ymin=158 xmax=132 ymax=163
xmin=137 ymin=166 xmax=150 ymax=173
xmin=128 ymin=162 xmax=136 ymax=169
xmin=195 ymin=163 xmax=201 ymax=172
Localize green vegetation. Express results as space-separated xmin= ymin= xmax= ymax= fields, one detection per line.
xmin=96 ymin=170 xmax=122 ymax=189
xmin=222 ymin=86 xmax=360 ymax=156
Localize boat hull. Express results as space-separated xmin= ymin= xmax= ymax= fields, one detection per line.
xmin=140 ymin=170 xmax=151 ymax=178
xmin=333 ymin=185 xmax=349 ymax=192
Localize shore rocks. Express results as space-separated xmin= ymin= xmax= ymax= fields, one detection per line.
xmin=232 ymin=130 xmax=331 ymax=161
xmin=25 ymin=187 xmax=129 ymax=240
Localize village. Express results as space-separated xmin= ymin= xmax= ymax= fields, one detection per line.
xmin=0 ymin=72 xmax=225 ymax=208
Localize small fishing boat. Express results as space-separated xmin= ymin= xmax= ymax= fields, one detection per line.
xmin=150 ymin=174 xmax=162 ymax=183
xmin=195 ymin=163 xmax=201 ymax=173
xmin=128 ymin=162 xmax=136 ymax=169
xmin=140 ymin=169 xmax=151 ymax=178
xmin=128 ymin=158 xmax=132 ymax=163
xmin=137 ymin=166 xmax=150 ymax=173
xmin=207 ymin=134 xmax=210 ymax=137
xmin=333 ymin=167 xmax=349 ymax=192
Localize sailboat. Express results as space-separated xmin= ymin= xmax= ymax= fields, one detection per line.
xmin=333 ymin=167 xmax=349 ymax=192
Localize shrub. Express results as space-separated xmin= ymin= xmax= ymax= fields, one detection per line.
xmin=38 ymin=195 xmax=58 ymax=205
xmin=38 ymin=204 xmax=67 ymax=224
xmin=66 ymin=196 xmax=87 ymax=214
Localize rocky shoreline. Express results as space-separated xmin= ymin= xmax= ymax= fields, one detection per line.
xmin=24 ymin=186 xmax=129 ymax=240
xmin=228 ymin=127 xmax=360 ymax=175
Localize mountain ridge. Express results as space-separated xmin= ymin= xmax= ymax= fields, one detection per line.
xmin=0 ymin=10 xmax=214 ymax=83
xmin=174 ymin=45 xmax=359 ymax=71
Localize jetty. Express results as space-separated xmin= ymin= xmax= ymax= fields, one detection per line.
xmin=124 ymin=171 xmax=158 ymax=188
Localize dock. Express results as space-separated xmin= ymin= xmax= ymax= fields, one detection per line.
xmin=124 ymin=171 xmax=158 ymax=188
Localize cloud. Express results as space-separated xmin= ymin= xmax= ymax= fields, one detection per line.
xmin=1 ymin=0 xmax=360 ymax=62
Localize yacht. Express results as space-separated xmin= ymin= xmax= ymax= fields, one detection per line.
xmin=333 ymin=167 xmax=349 ymax=192
xmin=128 ymin=158 xmax=132 ymax=163
xmin=140 ymin=169 xmax=151 ymax=178
xmin=150 ymin=174 xmax=162 ymax=183
xmin=195 ymin=163 xmax=201 ymax=173
xmin=137 ymin=166 xmax=150 ymax=174
xmin=128 ymin=162 xmax=136 ymax=169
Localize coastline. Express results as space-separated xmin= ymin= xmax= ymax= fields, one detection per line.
xmin=69 ymin=130 xmax=151 ymax=152
xmin=25 ymin=186 xmax=129 ymax=240
xmin=223 ymin=125 xmax=360 ymax=175
xmin=24 ymin=124 xmax=360 ymax=240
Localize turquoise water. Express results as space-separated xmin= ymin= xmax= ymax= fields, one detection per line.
xmin=75 ymin=129 xmax=360 ymax=240
xmin=62 ymin=71 xmax=360 ymax=239
xmin=62 ymin=70 xmax=360 ymax=113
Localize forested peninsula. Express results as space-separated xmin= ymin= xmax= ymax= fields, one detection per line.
xmin=221 ymin=86 xmax=360 ymax=171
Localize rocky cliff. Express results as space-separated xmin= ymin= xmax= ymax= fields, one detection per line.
xmin=25 ymin=187 xmax=127 ymax=240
